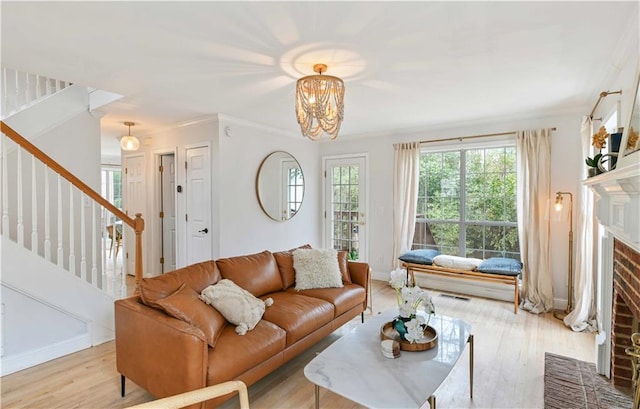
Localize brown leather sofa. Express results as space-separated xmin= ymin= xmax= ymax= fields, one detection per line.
xmin=115 ymin=248 xmax=370 ymax=408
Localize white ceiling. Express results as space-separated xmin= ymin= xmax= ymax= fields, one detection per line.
xmin=2 ymin=1 xmax=638 ymax=156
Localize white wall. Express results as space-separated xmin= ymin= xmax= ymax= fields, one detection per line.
xmin=216 ymin=116 xmax=321 ymax=257
xmin=319 ymin=113 xmax=584 ymax=309
xmin=130 ymin=115 xmax=321 ymax=276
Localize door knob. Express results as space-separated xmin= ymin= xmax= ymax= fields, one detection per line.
xmin=198 ymin=228 xmax=209 ymax=234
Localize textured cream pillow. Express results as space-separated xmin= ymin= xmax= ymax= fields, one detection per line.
xmin=433 ymin=254 xmax=484 ymax=271
xmin=293 ymin=248 xmax=343 ymax=290
xmin=199 ymin=279 xmax=273 ymax=335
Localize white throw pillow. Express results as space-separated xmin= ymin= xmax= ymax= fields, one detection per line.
xmin=293 ymin=248 xmax=344 ymax=290
xmin=433 ymin=255 xmax=484 ymax=271
xmin=199 ymin=279 xmax=273 ymax=335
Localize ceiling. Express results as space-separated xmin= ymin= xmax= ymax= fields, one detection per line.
xmin=2 ymin=1 xmax=638 ymax=156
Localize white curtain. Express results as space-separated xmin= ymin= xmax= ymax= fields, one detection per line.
xmin=517 ymin=129 xmax=554 ymax=313
xmin=564 ymin=117 xmax=598 ymax=331
xmin=392 ymin=142 xmax=421 ymax=268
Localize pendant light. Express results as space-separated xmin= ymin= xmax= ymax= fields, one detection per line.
xmin=120 ymin=121 xmax=140 ymax=151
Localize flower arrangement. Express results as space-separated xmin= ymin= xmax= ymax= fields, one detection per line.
xmin=592 ymin=126 xmax=609 ymax=150
xmin=586 ymin=126 xmax=611 ymax=177
xmin=389 ymin=268 xmax=435 ymax=343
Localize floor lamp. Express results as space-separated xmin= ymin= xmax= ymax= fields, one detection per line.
xmin=552 ymin=191 xmax=574 ymax=320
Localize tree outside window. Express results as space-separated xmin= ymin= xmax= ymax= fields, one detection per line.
xmin=413 ymin=146 xmax=520 ymax=261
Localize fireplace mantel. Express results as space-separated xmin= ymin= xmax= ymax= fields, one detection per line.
xmin=585 ymin=161 xmax=640 ymax=380
xmin=585 ymin=162 xmax=640 ymax=252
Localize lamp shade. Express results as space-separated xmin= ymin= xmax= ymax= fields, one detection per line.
xmin=120 ymin=135 xmax=140 ymax=151
xmin=120 ymin=121 xmax=139 ymax=151
xmin=295 ymin=64 xmax=344 ymax=141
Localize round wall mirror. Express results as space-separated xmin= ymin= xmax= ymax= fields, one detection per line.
xmin=256 ymin=151 xmax=305 ymax=221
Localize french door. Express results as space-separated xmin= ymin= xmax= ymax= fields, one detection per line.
xmin=323 ymin=156 xmax=368 ymax=261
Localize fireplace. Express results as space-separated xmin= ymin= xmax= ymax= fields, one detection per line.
xmin=586 ymin=162 xmax=640 ymax=387
xmin=611 ymin=239 xmax=640 ymax=387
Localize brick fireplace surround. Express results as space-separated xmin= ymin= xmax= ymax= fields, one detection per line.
xmin=611 ymin=239 xmax=640 ymax=387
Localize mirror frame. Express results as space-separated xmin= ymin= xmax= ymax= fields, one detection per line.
xmin=255 ymin=151 xmax=305 ymax=222
xmin=618 ymin=59 xmax=640 ymax=169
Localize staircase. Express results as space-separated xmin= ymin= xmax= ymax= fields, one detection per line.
xmin=0 ymin=68 xmax=144 ymax=376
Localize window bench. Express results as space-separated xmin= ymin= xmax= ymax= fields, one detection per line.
xmin=401 ymin=261 xmax=520 ymax=314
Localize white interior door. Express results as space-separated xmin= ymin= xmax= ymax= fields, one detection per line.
xmin=160 ymin=154 xmax=176 ymax=273
xmin=123 ymin=154 xmax=145 ymax=275
xmin=185 ymin=146 xmax=212 ymax=265
xmin=323 ymin=156 xmax=368 ymax=261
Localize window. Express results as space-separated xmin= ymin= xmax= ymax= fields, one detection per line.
xmin=101 ymin=167 xmax=122 ymax=209
xmin=285 ymin=164 xmax=303 ymax=218
xmin=413 ymin=146 xmax=520 ymax=261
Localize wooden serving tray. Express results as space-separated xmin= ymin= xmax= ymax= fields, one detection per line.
xmin=380 ymin=321 xmax=438 ymax=351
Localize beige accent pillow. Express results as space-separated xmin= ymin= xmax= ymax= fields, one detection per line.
xmin=199 ymin=279 xmax=273 ymax=335
xmin=433 ymin=254 xmax=484 ymax=271
xmin=293 ymin=248 xmax=344 ymax=291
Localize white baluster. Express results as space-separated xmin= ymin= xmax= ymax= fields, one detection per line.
xmin=1 ymin=134 xmax=7 ymax=235
xmin=2 ymin=68 xmax=7 ymax=117
xmin=16 ymin=148 xmax=23 ymax=246
xmin=57 ymin=175 xmax=63 ymax=268
xmin=46 ymin=77 xmax=51 ymax=96
xmin=44 ymin=167 xmax=51 ymax=261
xmin=80 ymin=192 xmax=87 ymax=281
xmin=31 ymin=155 xmax=38 ymax=254
xmin=69 ymin=187 xmax=75 ymax=275
xmin=14 ymin=69 xmax=19 ymax=113
xmin=35 ymin=75 xmax=41 ymax=100
xmin=25 ymin=73 xmax=30 ymax=107
xmin=101 ymin=208 xmax=106 ymax=280
xmin=91 ymin=202 xmax=98 ymax=287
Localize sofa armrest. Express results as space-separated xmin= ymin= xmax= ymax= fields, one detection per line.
xmin=348 ymin=261 xmax=370 ymax=310
xmin=115 ymin=296 xmax=208 ymax=400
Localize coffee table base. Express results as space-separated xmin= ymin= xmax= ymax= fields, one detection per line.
xmin=313 ymin=333 xmax=474 ymax=409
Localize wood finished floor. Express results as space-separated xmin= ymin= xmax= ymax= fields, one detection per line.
xmin=1 ymin=280 xmax=595 ymax=409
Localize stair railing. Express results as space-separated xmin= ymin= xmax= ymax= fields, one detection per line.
xmin=2 ymin=68 xmax=71 ymax=119
xmin=0 ymin=121 xmax=145 ymax=293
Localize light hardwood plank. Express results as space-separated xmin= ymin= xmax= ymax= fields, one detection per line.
xmin=1 ymin=280 xmax=595 ymax=409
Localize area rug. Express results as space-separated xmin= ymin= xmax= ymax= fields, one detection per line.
xmin=544 ymin=352 xmax=633 ymax=409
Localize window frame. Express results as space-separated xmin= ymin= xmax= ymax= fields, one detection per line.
xmin=414 ymin=139 xmax=520 ymax=260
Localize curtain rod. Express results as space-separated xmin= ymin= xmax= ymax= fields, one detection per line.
xmin=419 ymin=128 xmax=556 ymax=145
xmin=589 ymin=90 xmax=622 ymax=119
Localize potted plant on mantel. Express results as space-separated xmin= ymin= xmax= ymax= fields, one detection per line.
xmin=586 ymin=152 xmax=603 ymax=178
xmin=586 ymin=126 xmax=609 ymax=178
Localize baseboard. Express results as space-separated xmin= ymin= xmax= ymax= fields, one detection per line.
xmin=1 ymin=333 xmax=91 ymax=376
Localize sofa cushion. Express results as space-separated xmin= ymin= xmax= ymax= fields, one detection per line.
xmin=139 ymin=260 xmax=221 ymax=309
xmin=293 ymin=248 xmax=343 ymax=291
xmin=398 ymin=249 xmax=441 ymax=265
xmin=155 ymin=283 xmax=226 ymax=347
xmin=287 ymin=283 xmax=365 ymax=317
xmin=261 ymin=292 xmax=334 ymax=346
xmin=216 ymin=250 xmax=283 ymax=297
xmin=433 ymin=254 xmax=484 ymax=271
xmin=273 ymin=244 xmax=312 ymax=289
xmin=207 ymin=319 xmax=286 ymax=385
xmin=199 ymin=279 xmax=273 ymax=335
xmin=477 ymin=257 xmax=523 ymax=277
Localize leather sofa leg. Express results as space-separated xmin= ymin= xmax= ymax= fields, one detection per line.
xmin=121 ymin=375 xmax=125 ymax=397
xmin=361 ymin=312 xmax=364 ymax=323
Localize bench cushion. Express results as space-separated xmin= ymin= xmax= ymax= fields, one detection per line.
xmin=477 ymin=257 xmax=523 ymax=277
xmin=398 ymin=249 xmax=441 ymax=265
xmin=433 ymin=254 xmax=483 ymax=271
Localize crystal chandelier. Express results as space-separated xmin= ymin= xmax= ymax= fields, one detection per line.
xmin=295 ymin=64 xmax=345 ymax=140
